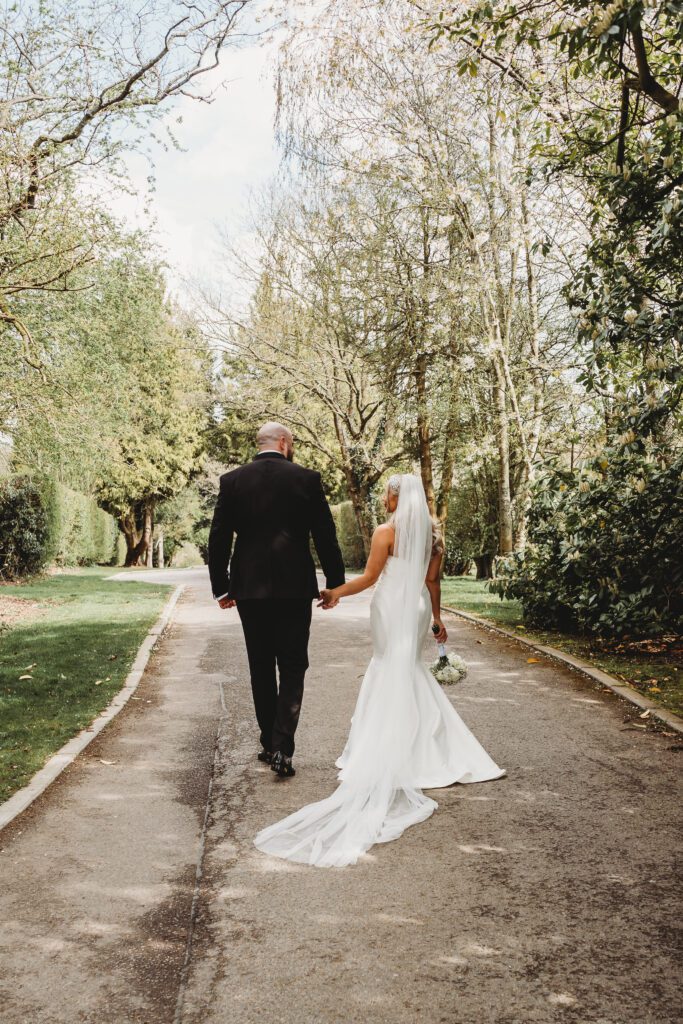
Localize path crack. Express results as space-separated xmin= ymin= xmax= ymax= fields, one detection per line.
xmin=172 ymin=678 xmax=229 ymax=1024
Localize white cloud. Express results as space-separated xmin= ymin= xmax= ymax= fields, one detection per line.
xmin=107 ymin=40 xmax=279 ymax=298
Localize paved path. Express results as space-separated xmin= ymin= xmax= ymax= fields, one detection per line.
xmin=0 ymin=568 xmax=680 ymax=1024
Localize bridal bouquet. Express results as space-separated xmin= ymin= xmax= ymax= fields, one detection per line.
xmin=430 ymin=643 xmax=468 ymax=685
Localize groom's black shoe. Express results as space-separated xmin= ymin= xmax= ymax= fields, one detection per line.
xmin=257 ymin=748 xmax=273 ymax=764
xmin=270 ymin=751 xmax=295 ymax=778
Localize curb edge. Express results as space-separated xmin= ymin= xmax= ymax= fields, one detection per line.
xmin=442 ymin=603 xmax=683 ymax=737
xmin=0 ymin=583 xmax=185 ymax=834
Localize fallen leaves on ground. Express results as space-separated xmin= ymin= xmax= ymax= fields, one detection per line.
xmin=596 ymin=634 xmax=683 ymax=658
xmin=0 ymin=597 xmax=43 ymax=627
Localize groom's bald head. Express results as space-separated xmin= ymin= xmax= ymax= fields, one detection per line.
xmin=256 ymin=421 xmax=294 ymax=460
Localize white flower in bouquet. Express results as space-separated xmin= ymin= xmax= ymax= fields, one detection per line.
xmin=430 ymin=644 xmax=468 ymax=685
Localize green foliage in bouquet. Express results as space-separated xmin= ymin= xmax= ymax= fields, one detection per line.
xmin=492 ymin=448 xmax=683 ymax=637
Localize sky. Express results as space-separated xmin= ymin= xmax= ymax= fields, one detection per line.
xmin=108 ymin=36 xmax=280 ymax=301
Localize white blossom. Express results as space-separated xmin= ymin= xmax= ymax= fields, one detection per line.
xmin=431 ymin=652 xmax=468 ymax=685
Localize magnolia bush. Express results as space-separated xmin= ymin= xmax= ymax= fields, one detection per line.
xmin=492 ymin=447 xmax=683 ymax=637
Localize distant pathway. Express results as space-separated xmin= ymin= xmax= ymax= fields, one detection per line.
xmin=0 ymin=567 xmax=680 ymax=1024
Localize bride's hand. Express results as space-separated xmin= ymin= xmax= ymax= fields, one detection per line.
xmin=318 ymin=588 xmax=339 ymax=609
xmin=433 ymin=619 xmax=447 ymax=642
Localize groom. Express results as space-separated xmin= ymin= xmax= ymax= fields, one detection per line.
xmin=208 ymin=422 xmax=346 ymax=777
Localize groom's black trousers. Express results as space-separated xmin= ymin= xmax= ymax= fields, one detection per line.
xmin=236 ymin=598 xmax=313 ymax=757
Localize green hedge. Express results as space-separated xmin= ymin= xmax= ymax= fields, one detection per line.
xmin=52 ymin=484 xmax=120 ymax=567
xmin=0 ymin=474 xmax=122 ymax=578
xmin=330 ymin=500 xmax=365 ymax=568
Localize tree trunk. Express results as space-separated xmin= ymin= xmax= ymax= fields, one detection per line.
xmin=514 ymin=507 xmax=529 ymax=553
xmin=157 ymin=530 xmax=165 ymax=569
xmin=627 ymin=24 xmax=680 ymax=113
xmin=122 ymin=510 xmax=143 ymax=567
xmin=332 ymin=415 xmax=379 ymax=559
xmin=123 ymin=533 xmax=139 ymax=567
xmin=435 ymin=352 xmax=461 ymax=528
xmin=122 ymin=501 xmax=154 ymax=567
xmin=346 ymin=476 xmax=376 ymax=558
xmin=474 ymin=553 xmax=494 ymax=580
xmin=435 ymin=446 xmax=456 ymax=527
xmin=451 ymin=559 xmax=472 ymax=577
xmin=437 ymin=226 xmax=466 ymax=530
xmin=415 ymin=351 xmax=436 ymax=515
xmin=143 ymin=503 xmax=154 ymax=568
xmin=491 ymin=358 xmax=514 ymax=555
xmin=513 ymin=171 xmax=545 ymax=553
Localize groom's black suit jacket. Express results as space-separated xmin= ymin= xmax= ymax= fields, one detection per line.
xmin=208 ymin=452 xmax=346 ymax=600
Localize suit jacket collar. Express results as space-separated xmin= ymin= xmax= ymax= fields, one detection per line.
xmin=253 ymin=451 xmax=286 ymax=461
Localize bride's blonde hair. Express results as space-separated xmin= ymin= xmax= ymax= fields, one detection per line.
xmin=385 ymin=474 xmax=444 ymax=556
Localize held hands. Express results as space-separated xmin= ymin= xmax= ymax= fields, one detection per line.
xmin=318 ymin=588 xmax=340 ymax=610
xmin=432 ymin=619 xmax=448 ymax=643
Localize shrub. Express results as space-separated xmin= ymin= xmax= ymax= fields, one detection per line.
xmin=443 ymin=479 xmax=497 ymax=578
xmin=442 ymin=543 xmax=472 ymax=577
xmin=0 ymin=474 xmax=121 ymax=578
xmin=330 ymin=500 xmax=365 ymax=568
xmin=0 ymin=475 xmax=55 ymax=578
xmin=193 ymin=525 xmax=209 ymax=564
xmin=171 ymin=541 xmax=204 ymax=568
xmin=492 ymin=448 xmax=683 ymax=637
xmin=155 ymin=486 xmax=203 ymax=566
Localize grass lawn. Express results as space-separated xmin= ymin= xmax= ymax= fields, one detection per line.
xmin=0 ymin=567 xmax=173 ymax=803
xmin=441 ymin=576 xmax=683 ymax=720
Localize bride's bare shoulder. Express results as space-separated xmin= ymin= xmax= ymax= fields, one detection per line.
xmin=372 ymin=523 xmax=395 ymax=547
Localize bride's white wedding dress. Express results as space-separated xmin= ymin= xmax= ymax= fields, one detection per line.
xmin=254 ymin=476 xmax=506 ymax=868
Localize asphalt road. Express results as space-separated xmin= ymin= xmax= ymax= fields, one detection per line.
xmin=0 ymin=567 xmax=680 ymax=1024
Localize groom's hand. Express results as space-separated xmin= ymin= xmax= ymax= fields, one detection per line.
xmin=218 ymin=597 xmax=235 ymax=609
xmin=317 ymin=588 xmax=339 ymax=609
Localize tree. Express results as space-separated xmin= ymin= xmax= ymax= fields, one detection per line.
xmin=420 ymin=0 xmax=683 ymax=628
xmin=0 ymin=0 xmax=255 ymax=377
xmin=421 ymin=0 xmax=682 ymax=443
xmin=210 ymin=194 xmax=406 ymax=553
xmin=274 ymin=0 xmax=577 ymax=557
xmin=155 ymin=485 xmax=204 ymax=566
xmin=95 ymin=257 xmax=211 ymax=565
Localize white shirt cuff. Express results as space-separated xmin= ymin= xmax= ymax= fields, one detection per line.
xmin=216 ymin=592 xmax=230 ymax=601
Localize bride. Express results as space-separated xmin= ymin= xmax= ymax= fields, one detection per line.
xmin=254 ymin=473 xmax=506 ymax=867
